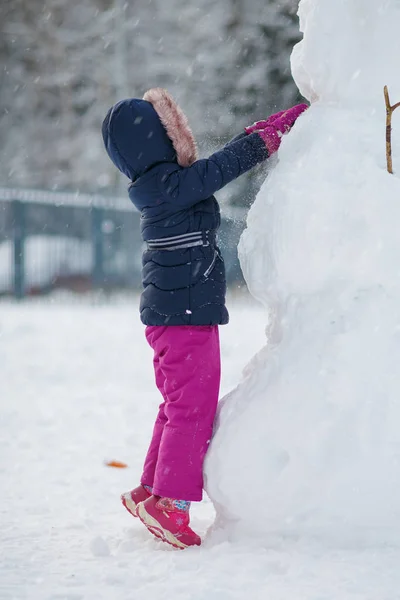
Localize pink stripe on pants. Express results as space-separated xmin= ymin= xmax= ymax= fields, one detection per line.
xmin=141 ymin=325 xmax=221 ymax=501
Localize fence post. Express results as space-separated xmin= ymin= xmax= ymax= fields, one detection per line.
xmin=13 ymin=200 xmax=25 ymax=299
xmin=91 ymin=206 xmax=104 ymax=288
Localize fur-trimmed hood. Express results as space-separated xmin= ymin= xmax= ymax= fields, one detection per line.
xmin=101 ymin=89 xmax=198 ymax=181
xmin=143 ymin=88 xmax=198 ymax=167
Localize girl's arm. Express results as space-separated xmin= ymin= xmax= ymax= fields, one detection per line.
xmin=223 ymin=132 xmax=247 ymax=146
xmin=158 ymin=132 xmax=268 ymax=207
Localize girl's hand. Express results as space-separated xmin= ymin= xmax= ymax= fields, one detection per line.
xmin=245 ymin=109 xmax=287 ymax=134
xmin=254 ymin=103 xmax=309 ymax=156
xmin=245 ymin=103 xmax=308 ymax=135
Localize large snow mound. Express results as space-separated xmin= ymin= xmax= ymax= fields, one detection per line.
xmin=205 ymin=0 xmax=400 ymax=545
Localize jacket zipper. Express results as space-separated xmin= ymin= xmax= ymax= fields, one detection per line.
xmin=203 ymin=250 xmax=217 ymax=279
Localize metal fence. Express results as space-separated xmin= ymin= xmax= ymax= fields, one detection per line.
xmin=0 ymin=187 xmax=246 ymax=299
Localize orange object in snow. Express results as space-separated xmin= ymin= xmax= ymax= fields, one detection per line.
xmin=105 ymin=460 xmax=128 ymax=468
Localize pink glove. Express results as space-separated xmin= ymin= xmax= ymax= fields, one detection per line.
xmin=252 ymin=103 xmax=308 ymax=156
xmin=245 ymin=103 xmax=308 ymax=135
xmin=244 ymin=109 xmax=286 ymax=135
xmin=272 ymin=103 xmax=308 ymax=133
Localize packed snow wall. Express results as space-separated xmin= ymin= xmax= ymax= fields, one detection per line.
xmin=205 ymin=0 xmax=400 ymax=545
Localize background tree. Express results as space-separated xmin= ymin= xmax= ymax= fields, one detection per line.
xmin=0 ymin=0 xmax=302 ymax=205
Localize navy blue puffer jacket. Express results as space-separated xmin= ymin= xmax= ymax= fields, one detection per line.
xmin=102 ymin=89 xmax=269 ymax=326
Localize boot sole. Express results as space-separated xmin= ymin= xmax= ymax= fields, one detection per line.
xmin=136 ymin=502 xmax=188 ymax=550
xmin=121 ymin=492 xmax=140 ymax=518
xmin=121 ymin=493 xmax=165 ymax=544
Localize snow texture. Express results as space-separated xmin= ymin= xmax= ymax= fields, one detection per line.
xmin=2 ymin=299 xmax=400 ymax=599
xmin=206 ymin=0 xmax=400 ymax=548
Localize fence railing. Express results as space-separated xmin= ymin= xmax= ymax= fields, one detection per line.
xmin=0 ymin=187 xmax=246 ymax=299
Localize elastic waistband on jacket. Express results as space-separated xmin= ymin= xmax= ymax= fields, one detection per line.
xmin=146 ymin=230 xmax=215 ymax=251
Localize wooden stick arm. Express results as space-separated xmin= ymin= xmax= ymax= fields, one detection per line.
xmin=384 ymin=85 xmax=397 ymax=174
xmin=384 ymin=86 xmax=390 ymax=104
xmin=384 ymin=86 xmax=400 ymax=113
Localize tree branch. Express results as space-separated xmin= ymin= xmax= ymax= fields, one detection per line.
xmin=384 ymin=85 xmax=400 ymax=174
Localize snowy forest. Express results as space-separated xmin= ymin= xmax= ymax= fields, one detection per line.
xmin=0 ymin=0 xmax=302 ymax=205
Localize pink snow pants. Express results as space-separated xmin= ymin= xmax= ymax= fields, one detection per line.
xmin=141 ymin=325 xmax=221 ymax=502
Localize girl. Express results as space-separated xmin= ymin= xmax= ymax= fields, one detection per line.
xmin=102 ymin=89 xmax=307 ymax=549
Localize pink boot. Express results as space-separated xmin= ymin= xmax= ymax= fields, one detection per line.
xmin=121 ymin=485 xmax=152 ymax=518
xmin=137 ymin=496 xmax=201 ymax=549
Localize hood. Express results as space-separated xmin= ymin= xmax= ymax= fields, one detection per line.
xmin=102 ymin=89 xmax=198 ymax=182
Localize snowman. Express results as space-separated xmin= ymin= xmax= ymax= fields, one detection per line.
xmin=205 ymin=0 xmax=400 ymax=545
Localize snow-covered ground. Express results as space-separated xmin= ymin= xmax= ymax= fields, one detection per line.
xmin=1 ymin=296 xmax=400 ymax=600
